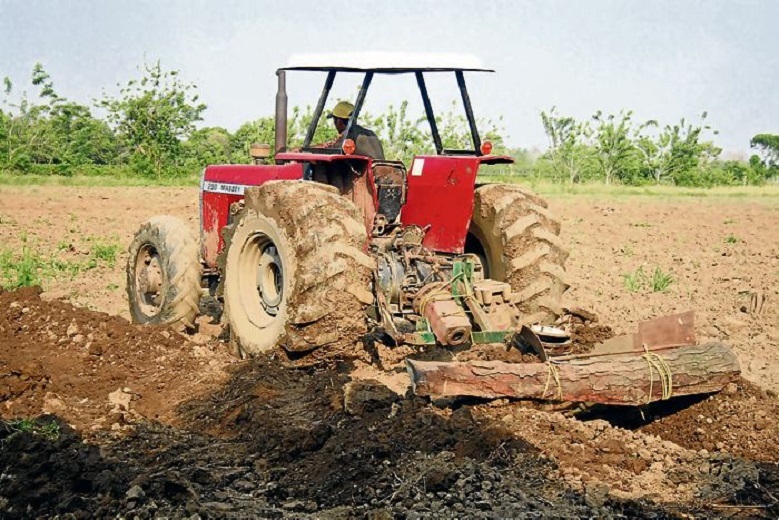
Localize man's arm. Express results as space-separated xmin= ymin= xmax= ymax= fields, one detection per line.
xmin=315 ymin=131 xmax=345 ymax=149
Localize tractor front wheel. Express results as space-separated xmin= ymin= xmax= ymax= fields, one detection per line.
xmin=468 ymin=184 xmax=570 ymax=325
xmin=126 ymin=216 xmax=202 ymax=328
xmin=221 ymin=181 xmax=375 ymax=359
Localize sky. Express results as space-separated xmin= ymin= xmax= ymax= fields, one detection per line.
xmin=1 ymin=0 xmax=776 ymax=156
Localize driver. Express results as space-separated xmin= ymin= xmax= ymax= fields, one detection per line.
xmin=318 ymin=101 xmax=385 ymax=160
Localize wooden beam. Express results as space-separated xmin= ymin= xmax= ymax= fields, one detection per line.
xmin=407 ymin=342 xmax=740 ymax=405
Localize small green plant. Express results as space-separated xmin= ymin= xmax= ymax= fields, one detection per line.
xmin=621 ymin=244 xmax=634 ymax=257
xmin=649 ymin=266 xmax=674 ymax=292
xmin=724 ymin=234 xmax=740 ymax=244
xmin=622 ymin=266 xmax=646 ymax=292
xmin=622 ymin=265 xmax=674 ymax=293
xmin=107 ymin=283 xmax=119 ymax=291
xmin=15 ymin=246 xmax=40 ymax=287
xmin=7 ymin=418 xmax=60 ymax=440
xmin=0 ymin=235 xmax=43 ymax=288
xmin=630 ymin=222 xmax=653 ymax=228
xmin=723 ymin=218 xmax=736 ymax=225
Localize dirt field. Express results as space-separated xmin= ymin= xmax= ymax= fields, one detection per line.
xmin=1 ymin=185 xmax=777 ymax=518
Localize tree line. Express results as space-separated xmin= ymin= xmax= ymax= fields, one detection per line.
xmin=1 ymin=62 xmax=776 ymax=186
xmin=535 ymin=108 xmax=776 ymax=186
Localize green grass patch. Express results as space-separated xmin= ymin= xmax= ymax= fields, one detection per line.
xmin=0 ymin=234 xmax=122 ymax=289
xmin=88 ymin=237 xmax=121 ymax=268
xmin=0 ymin=243 xmax=42 ymax=288
xmin=0 ymin=172 xmax=199 ymax=187
xmin=724 ymin=234 xmax=740 ymax=244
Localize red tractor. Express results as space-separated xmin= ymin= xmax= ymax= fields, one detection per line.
xmin=127 ymin=54 xmax=739 ymax=405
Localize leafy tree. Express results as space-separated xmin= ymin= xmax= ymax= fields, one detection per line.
xmin=183 ymin=126 xmax=234 ymax=166
xmin=540 ymin=107 xmax=594 ymax=183
xmin=0 ymin=65 xmax=59 ymax=169
xmin=592 ymin=110 xmax=641 ymax=184
xmin=750 ymin=134 xmax=779 ymax=171
xmin=1 ymin=64 xmax=117 ymax=172
xmin=49 ymin=102 xmax=118 ymax=165
xmin=99 ymin=61 xmax=206 ymax=177
xmin=231 ymin=116 xmax=275 ymax=163
xmin=635 ymin=113 xmax=720 ymax=185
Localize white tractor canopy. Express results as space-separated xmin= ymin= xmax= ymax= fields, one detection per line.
xmin=279 ymin=52 xmax=494 ymax=73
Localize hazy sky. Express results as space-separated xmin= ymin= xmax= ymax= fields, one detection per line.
xmin=1 ymin=0 xmax=776 ymax=155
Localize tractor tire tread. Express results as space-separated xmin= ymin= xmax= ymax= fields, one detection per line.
xmin=126 ymin=215 xmax=201 ymax=329
xmin=222 ymin=180 xmax=374 ymax=360
xmin=470 ymin=184 xmax=569 ymax=325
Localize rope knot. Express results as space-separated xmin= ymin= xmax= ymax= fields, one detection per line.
xmin=641 ymin=344 xmax=673 ymax=402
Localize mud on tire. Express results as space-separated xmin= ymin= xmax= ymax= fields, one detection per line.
xmin=126 ymin=216 xmax=202 ymax=328
xmin=220 ymin=181 xmax=375 ymax=359
xmin=469 ymin=184 xmax=569 ymax=325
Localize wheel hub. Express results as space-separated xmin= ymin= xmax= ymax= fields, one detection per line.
xmin=136 ymin=246 xmax=163 ymax=312
xmin=257 ymin=244 xmax=283 ymax=316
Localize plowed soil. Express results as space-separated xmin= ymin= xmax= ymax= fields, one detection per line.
xmin=0 ymin=185 xmax=778 ymax=518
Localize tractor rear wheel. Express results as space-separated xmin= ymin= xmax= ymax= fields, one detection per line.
xmin=468 ymin=184 xmax=569 ymax=325
xmin=126 ymin=216 xmax=202 ymax=328
xmin=221 ymin=181 xmax=375 ymax=359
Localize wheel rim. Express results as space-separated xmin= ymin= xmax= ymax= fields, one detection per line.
xmin=238 ymin=232 xmax=285 ymax=327
xmin=135 ymin=244 xmax=164 ymax=316
xmin=258 ymin=245 xmax=283 ymax=315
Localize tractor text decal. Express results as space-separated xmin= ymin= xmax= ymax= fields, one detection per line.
xmin=203 ymin=182 xmax=247 ymax=195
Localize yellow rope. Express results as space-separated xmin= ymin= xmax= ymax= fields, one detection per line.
xmin=542 ymin=362 xmax=563 ymax=401
xmin=641 ymin=344 xmax=673 ymax=402
xmin=417 ymin=285 xmax=452 ymax=316
xmin=417 ymin=273 xmax=472 ymax=316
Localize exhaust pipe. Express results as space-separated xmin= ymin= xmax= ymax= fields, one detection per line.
xmin=275 ymin=70 xmax=287 ymax=155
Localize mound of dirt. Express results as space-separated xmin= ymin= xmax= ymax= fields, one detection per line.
xmin=0 ymin=286 xmax=235 ymax=432
xmin=638 ymin=379 xmax=779 ymax=461
xmin=478 ymin=402 xmax=766 ymax=509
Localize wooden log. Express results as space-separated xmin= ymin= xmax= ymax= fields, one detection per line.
xmin=406 ymin=342 xmax=741 ymax=405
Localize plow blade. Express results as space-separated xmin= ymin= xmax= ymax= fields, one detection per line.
xmin=407 ymin=342 xmax=740 ymax=406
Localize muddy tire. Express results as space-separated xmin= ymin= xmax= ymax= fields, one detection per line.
xmin=221 ymin=180 xmax=375 ymax=358
xmin=468 ymin=184 xmax=569 ymax=325
xmin=127 ymin=216 xmax=202 ymax=328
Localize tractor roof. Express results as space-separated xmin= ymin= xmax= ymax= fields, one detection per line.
xmin=279 ymin=52 xmax=494 ymax=73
